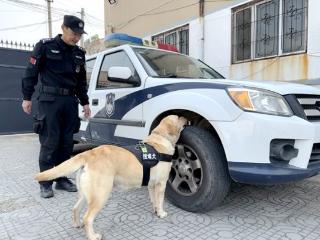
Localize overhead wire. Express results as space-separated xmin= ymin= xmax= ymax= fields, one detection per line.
xmin=143 ymin=2 xmax=198 ymax=16
xmin=0 ymin=0 xmax=50 ymax=14
xmin=115 ymin=0 xmax=177 ymax=29
xmin=0 ymin=0 xmax=235 ymax=32
xmin=115 ymin=0 xmax=238 ymax=30
xmin=0 ymin=0 xmax=104 ymax=33
xmin=0 ymin=0 xmax=78 ymax=16
xmin=4 ymin=0 xmax=103 ymax=22
xmin=54 ymin=0 xmax=75 ymax=10
xmin=0 ymin=18 xmax=62 ymax=31
xmin=142 ymin=0 xmax=237 ymax=16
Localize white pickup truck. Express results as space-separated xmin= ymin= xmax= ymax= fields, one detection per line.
xmin=74 ymin=42 xmax=320 ymax=212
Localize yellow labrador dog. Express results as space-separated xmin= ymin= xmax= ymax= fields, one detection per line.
xmin=35 ymin=115 xmax=187 ymax=240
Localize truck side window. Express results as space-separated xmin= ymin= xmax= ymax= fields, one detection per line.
xmin=96 ymin=51 xmax=139 ymax=89
xmin=86 ymin=58 xmax=96 ymax=88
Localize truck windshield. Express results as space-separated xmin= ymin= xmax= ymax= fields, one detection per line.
xmin=133 ymin=47 xmax=224 ymax=79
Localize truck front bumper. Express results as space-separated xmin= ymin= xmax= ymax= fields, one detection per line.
xmin=213 ymin=112 xmax=320 ymax=184
xmin=228 ymin=161 xmax=320 ymax=184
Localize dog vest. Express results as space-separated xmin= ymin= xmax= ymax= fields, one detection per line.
xmin=123 ymin=142 xmax=172 ymax=186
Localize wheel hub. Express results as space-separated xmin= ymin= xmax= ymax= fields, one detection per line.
xmin=177 ymin=162 xmax=189 ymax=176
xmin=169 ymin=144 xmax=203 ymax=196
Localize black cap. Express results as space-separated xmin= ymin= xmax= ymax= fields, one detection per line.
xmin=63 ymin=15 xmax=87 ymax=34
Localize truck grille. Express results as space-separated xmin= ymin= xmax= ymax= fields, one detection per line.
xmin=295 ymin=94 xmax=320 ymax=122
xmin=309 ymin=143 xmax=320 ymax=165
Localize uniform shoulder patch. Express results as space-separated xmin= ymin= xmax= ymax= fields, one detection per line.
xmin=76 ymin=45 xmax=86 ymax=54
xmin=41 ymin=38 xmax=54 ymax=44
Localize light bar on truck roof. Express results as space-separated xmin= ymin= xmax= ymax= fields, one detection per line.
xmin=104 ymin=33 xmax=179 ymax=53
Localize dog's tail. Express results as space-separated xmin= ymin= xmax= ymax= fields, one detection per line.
xmin=35 ymin=152 xmax=87 ymax=182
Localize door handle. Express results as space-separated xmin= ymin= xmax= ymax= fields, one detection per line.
xmin=92 ymin=99 xmax=99 ymax=106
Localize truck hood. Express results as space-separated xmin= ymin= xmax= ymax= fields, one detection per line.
xmin=209 ymin=79 xmax=320 ymax=95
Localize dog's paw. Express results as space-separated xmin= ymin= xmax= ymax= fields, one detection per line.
xmin=157 ymin=211 xmax=168 ymax=218
xmin=73 ymin=221 xmax=84 ymax=228
xmin=89 ymin=233 xmax=102 ymax=240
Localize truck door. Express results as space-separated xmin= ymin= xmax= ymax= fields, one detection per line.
xmin=88 ymin=50 xmax=144 ymax=145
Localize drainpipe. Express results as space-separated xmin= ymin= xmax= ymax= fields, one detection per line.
xmin=199 ymin=0 xmax=205 ymax=61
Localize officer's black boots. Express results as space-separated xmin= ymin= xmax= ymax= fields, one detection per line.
xmin=40 ymin=185 xmax=54 ymax=198
xmin=55 ymin=177 xmax=77 ymax=192
xmin=39 ymin=178 xmax=76 ymax=198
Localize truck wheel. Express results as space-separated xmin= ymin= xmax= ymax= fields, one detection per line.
xmin=166 ymin=126 xmax=231 ymax=212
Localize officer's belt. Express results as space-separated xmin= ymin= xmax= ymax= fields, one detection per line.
xmin=40 ymin=86 xmax=74 ymax=96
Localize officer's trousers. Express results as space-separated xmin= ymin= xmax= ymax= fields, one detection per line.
xmin=37 ymin=94 xmax=79 ymax=187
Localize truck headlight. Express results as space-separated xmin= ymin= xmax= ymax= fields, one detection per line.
xmin=227 ymin=87 xmax=293 ymax=116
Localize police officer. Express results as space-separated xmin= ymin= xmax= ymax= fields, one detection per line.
xmin=21 ymin=15 xmax=91 ymax=198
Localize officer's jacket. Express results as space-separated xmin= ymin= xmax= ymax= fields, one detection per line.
xmin=123 ymin=142 xmax=172 ymax=186
xmin=22 ymin=34 xmax=89 ymax=106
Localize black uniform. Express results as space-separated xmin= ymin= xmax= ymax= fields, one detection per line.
xmin=22 ymin=34 xmax=89 ymax=187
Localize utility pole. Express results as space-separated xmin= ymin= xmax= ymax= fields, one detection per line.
xmin=80 ymin=8 xmax=85 ymax=47
xmin=46 ymin=0 xmax=54 ymax=38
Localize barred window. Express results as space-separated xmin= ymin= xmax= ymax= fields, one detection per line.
xmin=282 ymin=0 xmax=307 ymax=53
xmin=152 ymin=25 xmax=189 ymax=55
xmin=165 ymin=32 xmax=177 ymax=46
xmin=232 ymin=0 xmax=307 ymax=63
xmin=235 ymin=7 xmax=252 ymax=61
xmin=179 ymin=29 xmax=189 ymax=55
xmin=255 ymin=0 xmax=279 ymax=58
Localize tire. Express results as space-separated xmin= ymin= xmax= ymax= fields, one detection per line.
xmin=166 ymin=126 xmax=231 ymax=212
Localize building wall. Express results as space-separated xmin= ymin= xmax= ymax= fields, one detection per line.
xmin=104 ymin=0 xmax=320 ymax=82
xmin=204 ymin=0 xmax=320 ymax=81
xmin=84 ymin=38 xmax=105 ymax=55
xmin=104 ymin=0 xmax=236 ymax=37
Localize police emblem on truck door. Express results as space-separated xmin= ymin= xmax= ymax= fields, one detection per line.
xmin=105 ymin=93 xmax=115 ymax=118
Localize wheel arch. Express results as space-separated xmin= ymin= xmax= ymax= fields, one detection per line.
xmin=149 ymin=109 xmax=228 ymax=163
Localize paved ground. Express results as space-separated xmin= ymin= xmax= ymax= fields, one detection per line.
xmin=1 ymin=134 xmax=320 ymax=240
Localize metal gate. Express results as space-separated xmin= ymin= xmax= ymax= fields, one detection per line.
xmin=0 ymin=47 xmax=37 ymax=134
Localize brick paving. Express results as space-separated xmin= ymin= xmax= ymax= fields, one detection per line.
xmin=1 ymin=134 xmax=320 ymax=240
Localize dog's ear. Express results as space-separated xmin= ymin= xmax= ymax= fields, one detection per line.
xmin=166 ymin=120 xmax=180 ymax=136
xmin=166 ymin=117 xmax=183 ymax=138
xmin=151 ymin=125 xmax=164 ymax=136
xmin=178 ymin=116 xmax=187 ymax=126
xmin=152 ymin=115 xmax=184 ymax=137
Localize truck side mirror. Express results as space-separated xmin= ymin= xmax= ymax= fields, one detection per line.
xmin=108 ymin=66 xmax=140 ymax=86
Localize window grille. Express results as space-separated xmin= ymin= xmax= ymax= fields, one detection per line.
xmin=152 ymin=25 xmax=189 ymax=55
xmin=232 ymin=0 xmax=307 ymax=63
